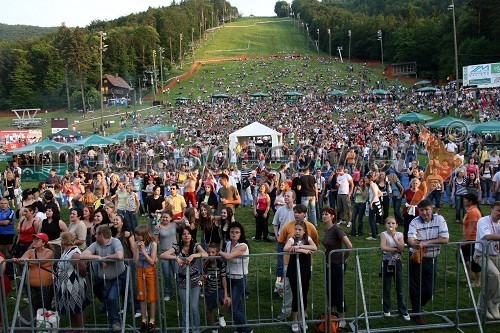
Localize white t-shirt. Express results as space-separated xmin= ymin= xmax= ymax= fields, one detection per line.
xmin=337 ymin=173 xmax=352 ymax=195
xmin=475 ymin=216 xmax=500 ymax=255
xmin=445 ymin=142 xmax=458 ymax=153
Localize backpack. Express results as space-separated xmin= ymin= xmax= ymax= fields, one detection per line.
xmin=242 ymin=177 xmax=251 ymax=189
xmin=314 ymin=312 xmax=339 ymax=333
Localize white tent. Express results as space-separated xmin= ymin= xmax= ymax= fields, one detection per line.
xmin=229 ymin=122 xmax=283 ymax=151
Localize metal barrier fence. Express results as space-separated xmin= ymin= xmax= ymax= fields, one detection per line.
xmin=0 ymin=241 xmax=498 ymax=333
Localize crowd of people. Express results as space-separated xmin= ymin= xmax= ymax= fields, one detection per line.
xmin=0 ymin=58 xmax=499 ymax=332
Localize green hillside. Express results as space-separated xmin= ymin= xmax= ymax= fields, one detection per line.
xmin=0 ymin=23 xmax=58 ymax=41
xmin=199 ymin=17 xmax=311 ymax=59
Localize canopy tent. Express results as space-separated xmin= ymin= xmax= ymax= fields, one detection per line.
xmin=470 ymin=120 xmax=500 ymax=134
xmin=229 ymin=122 xmax=283 ymax=151
xmin=108 ymin=130 xmax=147 ymax=141
xmin=414 ymin=80 xmax=431 ymax=86
xmin=141 ymin=125 xmax=177 ymax=134
xmin=416 ymin=86 xmax=440 ymax=92
xmin=173 ymin=96 xmax=191 ymax=101
xmin=449 ymin=79 xmax=463 ymax=84
xmin=425 ymin=117 xmax=475 ymax=129
xmin=70 ymin=134 xmax=119 ymax=147
xmin=372 ymin=89 xmax=391 ymax=95
xmin=10 ymin=139 xmax=73 ymax=154
xmin=395 ymin=112 xmax=433 ymax=123
xmin=326 ymin=90 xmax=348 ymax=95
xmin=212 ymin=93 xmax=230 ymax=98
xmin=283 ymin=91 xmax=303 ymax=97
xmin=0 ymin=154 xmax=12 ymax=162
xmin=249 ymin=92 xmax=270 ymax=98
xmin=47 ymin=129 xmax=82 ymax=140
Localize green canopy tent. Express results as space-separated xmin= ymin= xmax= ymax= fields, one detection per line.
xmin=395 ymin=112 xmax=433 ymax=123
xmin=326 ymin=90 xmax=348 ymax=96
xmin=470 ymin=120 xmax=500 ymax=134
xmin=0 ymin=154 xmax=12 ymax=162
xmin=416 ymin=86 xmax=440 ymax=92
xmin=108 ymin=130 xmax=147 ymax=141
xmin=249 ymin=92 xmax=270 ymax=99
xmin=70 ymin=134 xmax=120 ymax=147
xmin=173 ymin=96 xmax=191 ymax=106
xmin=141 ymin=125 xmax=177 ymax=134
xmin=372 ymin=89 xmax=391 ymax=95
xmin=414 ymin=80 xmax=431 ymax=86
xmin=47 ymin=129 xmax=82 ymax=140
xmin=283 ymin=91 xmax=303 ymax=103
xmin=211 ymin=93 xmax=231 ymax=103
xmin=10 ymin=139 xmax=74 ymax=181
xmin=425 ymin=117 xmax=474 ymax=129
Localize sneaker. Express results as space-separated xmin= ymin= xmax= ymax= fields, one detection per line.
xmin=135 ymin=311 xmax=142 ymax=318
xmin=164 ymin=296 xmax=171 ymax=301
xmin=346 ymin=221 xmax=352 ymax=228
xmin=277 ymin=312 xmax=289 ymax=321
xmin=366 ymin=236 xmax=377 ymax=241
xmin=219 ymin=316 xmax=226 ymax=327
xmin=301 ymin=323 xmax=308 ymax=331
xmin=112 ymin=323 xmax=121 ymax=332
xmin=339 ymin=320 xmax=346 ymax=328
xmin=212 ymin=330 xmax=218 ymax=333
xmin=266 ymin=235 xmax=277 ymax=242
xmin=291 ymin=323 xmax=299 ymax=333
xmin=383 ymin=312 xmax=391 ymax=317
xmin=251 ymin=237 xmax=261 ymax=242
xmin=402 ymin=313 xmax=411 ymax=321
xmin=338 ymin=220 xmax=344 ymax=225
xmin=489 ymin=306 xmax=500 ymax=319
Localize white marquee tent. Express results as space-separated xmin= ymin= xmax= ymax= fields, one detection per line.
xmin=228 ymin=122 xmax=283 ymax=151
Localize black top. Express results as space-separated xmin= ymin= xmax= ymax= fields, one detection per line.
xmin=298 ymin=174 xmax=316 ymax=197
xmin=40 ymin=218 xmax=63 ymax=241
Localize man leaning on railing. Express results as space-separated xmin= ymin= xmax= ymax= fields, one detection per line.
xmin=473 ymin=201 xmax=500 ymax=320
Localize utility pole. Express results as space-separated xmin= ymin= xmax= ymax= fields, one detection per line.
xmin=169 ymin=36 xmax=173 ymax=65
xmin=159 ymin=47 xmax=165 ymax=104
xmin=377 ymin=30 xmax=384 ymax=74
xmin=317 ymin=29 xmax=320 ymax=57
xmin=179 ymin=33 xmax=183 ymax=69
xmin=449 ymin=0 xmax=460 ymax=115
xmin=348 ymin=30 xmax=351 ymax=62
xmin=99 ymin=31 xmax=107 ymax=135
xmin=327 ymin=29 xmax=331 ymax=58
xmin=152 ymin=50 xmax=157 ymax=102
xmin=192 ymin=27 xmax=195 ymax=61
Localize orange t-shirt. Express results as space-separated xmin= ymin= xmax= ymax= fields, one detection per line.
xmin=463 ymin=206 xmax=482 ymax=241
xmin=25 ymin=249 xmax=54 ymax=287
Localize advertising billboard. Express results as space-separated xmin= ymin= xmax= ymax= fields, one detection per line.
xmin=463 ymin=62 xmax=500 ymax=87
xmin=0 ymin=129 xmax=43 ymax=151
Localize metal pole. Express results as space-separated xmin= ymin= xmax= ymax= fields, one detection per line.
xmin=192 ymin=27 xmax=195 ymax=61
xmin=328 ymin=29 xmax=331 ymax=58
xmin=377 ymin=30 xmax=384 ymax=74
xmin=450 ymin=0 xmax=460 ymax=114
xmin=317 ymin=28 xmax=320 ymax=57
xmin=152 ymin=50 xmax=157 ymax=102
xmin=180 ymin=33 xmax=183 ymax=70
xmin=348 ymin=30 xmax=351 ymax=62
xmin=159 ymin=47 xmax=164 ymax=104
xmin=99 ymin=31 xmax=106 ymax=135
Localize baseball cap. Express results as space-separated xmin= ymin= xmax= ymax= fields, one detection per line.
xmin=32 ymin=233 xmax=49 ymax=243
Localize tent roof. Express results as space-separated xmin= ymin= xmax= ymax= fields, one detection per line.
xmin=10 ymin=139 xmax=72 ymax=154
xmin=47 ymin=129 xmax=82 ymax=138
xmin=141 ymin=125 xmax=177 ymax=134
xmin=414 ymin=80 xmax=431 ymax=86
xmin=229 ymin=122 xmax=280 ymax=137
xmin=70 ymin=134 xmax=119 ymax=147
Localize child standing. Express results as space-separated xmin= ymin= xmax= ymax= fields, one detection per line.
xmin=380 ymin=216 xmax=410 ymax=321
xmin=203 ymin=242 xmax=231 ymax=333
xmin=284 ymin=221 xmax=317 ymax=333
xmin=133 ymin=225 xmax=158 ymax=332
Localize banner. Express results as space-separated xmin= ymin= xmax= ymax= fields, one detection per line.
xmin=463 ymin=62 xmax=500 ymax=87
xmin=0 ymin=129 xmax=43 ymax=151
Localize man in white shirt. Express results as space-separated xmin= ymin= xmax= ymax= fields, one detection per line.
xmin=315 ymin=168 xmax=326 ymax=220
xmin=474 ymin=201 xmax=500 ymax=319
xmin=444 ymin=140 xmax=458 ymax=153
xmin=336 ymin=166 xmax=354 ymax=224
xmin=493 ymin=171 xmax=500 ymax=202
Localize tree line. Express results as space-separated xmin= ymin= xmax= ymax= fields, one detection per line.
xmin=278 ymin=0 xmax=499 ymax=80
xmin=0 ymin=0 xmax=237 ymax=112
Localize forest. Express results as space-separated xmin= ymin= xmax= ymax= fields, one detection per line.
xmin=283 ymin=0 xmax=499 ymax=80
xmin=0 ymin=0 xmax=237 ymax=111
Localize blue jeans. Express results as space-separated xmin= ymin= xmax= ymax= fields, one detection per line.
xmin=161 ymin=259 xmax=177 ymax=298
xmin=125 ymin=210 xmax=138 ymax=231
xmin=350 ymin=202 xmax=365 ymax=236
xmin=392 ymin=197 xmax=403 ymax=225
xmin=229 ymin=278 xmax=251 ymax=333
xmin=276 ymin=243 xmax=284 ymax=278
xmin=93 ymin=272 xmax=126 ymax=327
xmin=382 ymin=259 xmax=408 ymax=315
xmin=179 ymin=286 xmax=201 ymax=333
xmin=454 ymin=195 xmax=465 ymax=221
xmin=301 ymin=196 xmax=317 ymax=226
xmin=241 ymin=186 xmax=253 ymax=206
xmin=481 ymin=179 xmax=492 ymax=202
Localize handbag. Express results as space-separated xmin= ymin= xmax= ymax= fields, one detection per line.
xmin=35 ymin=308 xmax=59 ymax=333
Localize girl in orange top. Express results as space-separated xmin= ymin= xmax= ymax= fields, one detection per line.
xmin=462 ymin=193 xmax=482 ymax=287
xmin=13 ymin=233 xmax=54 ymax=312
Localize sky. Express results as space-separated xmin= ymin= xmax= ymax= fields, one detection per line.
xmin=0 ymin=0 xmax=278 ymax=27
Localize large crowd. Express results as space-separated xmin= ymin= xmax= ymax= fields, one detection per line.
xmin=1 ymin=58 xmax=500 ymax=333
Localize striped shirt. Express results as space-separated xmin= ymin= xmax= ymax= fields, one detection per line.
xmin=408 ymin=214 xmax=449 ymax=258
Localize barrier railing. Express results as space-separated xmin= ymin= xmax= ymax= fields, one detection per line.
xmin=0 ymin=240 xmax=498 ymax=332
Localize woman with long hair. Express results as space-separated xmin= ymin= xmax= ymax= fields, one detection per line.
xmin=197 ymin=184 xmax=218 ymax=211
xmin=376 ymin=172 xmax=391 ymax=223
xmin=366 ymin=173 xmax=383 ymax=241
xmin=402 ymin=178 xmax=425 ymax=244
xmin=349 ymin=178 xmax=368 ymax=237
xmin=451 ymin=168 xmax=468 ymax=224
xmin=220 ymin=207 xmax=235 ymax=242
xmin=160 ymin=226 xmax=207 ymax=333
xmin=466 ymin=172 xmax=481 ymax=197
xmin=219 ymin=222 xmax=251 ymax=333
xmin=274 ymin=182 xmax=290 ymax=211
xmin=198 ymin=203 xmax=222 ymax=250
xmin=154 ymin=210 xmax=178 ymax=302
xmin=388 ymin=173 xmax=405 ymax=225
xmin=82 ymin=206 xmax=95 ymax=247
xmin=56 ymin=232 xmax=91 ymax=330
xmin=14 ymin=205 xmax=39 ymax=258
xmin=183 ymin=207 xmax=199 ymax=242
xmin=253 ymin=183 xmax=271 ymax=242
xmin=39 ymin=206 xmax=68 ymax=259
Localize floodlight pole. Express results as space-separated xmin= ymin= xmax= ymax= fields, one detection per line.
xmin=99 ymin=31 xmax=107 ymax=135
xmin=317 ymin=29 xmax=320 ymax=57
xmin=327 ymin=29 xmax=331 ymax=58
xmin=159 ymin=47 xmax=165 ymax=104
xmin=377 ymin=30 xmax=384 ymax=74
xmin=348 ymin=30 xmax=351 ymax=62
xmin=152 ymin=50 xmax=157 ymax=102
xmin=449 ymin=0 xmax=460 ymax=115
xmin=180 ymin=33 xmax=183 ymax=70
